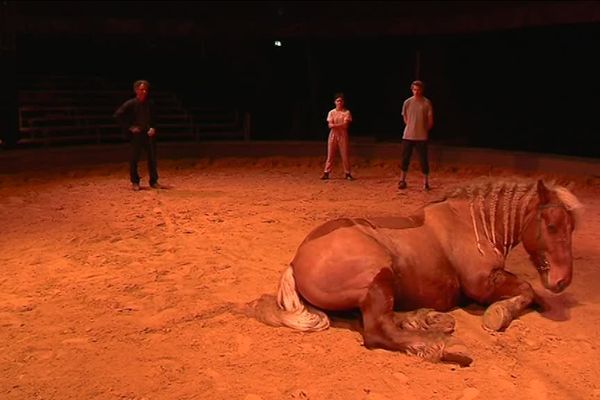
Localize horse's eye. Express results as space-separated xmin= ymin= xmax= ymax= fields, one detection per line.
xmin=547 ymin=224 xmax=558 ymax=234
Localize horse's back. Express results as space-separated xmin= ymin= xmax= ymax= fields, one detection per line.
xmin=301 ymin=218 xmax=362 ymax=244
xmin=365 ymin=211 xmax=425 ymax=230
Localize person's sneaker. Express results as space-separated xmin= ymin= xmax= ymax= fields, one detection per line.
xmin=398 ymin=180 xmax=407 ymax=189
xmin=150 ymin=182 xmax=162 ymax=189
xmin=345 ymin=173 xmax=354 ymax=181
xmin=132 ymin=183 xmax=141 ymax=191
xmin=320 ymin=172 xmax=330 ymax=180
xmin=423 ymin=183 xmax=431 ymax=191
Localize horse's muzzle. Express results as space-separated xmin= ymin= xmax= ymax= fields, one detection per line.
xmin=534 ymin=254 xmax=570 ymax=293
xmin=549 ymin=278 xmax=569 ymax=293
xmin=540 ymin=270 xmax=571 ymax=293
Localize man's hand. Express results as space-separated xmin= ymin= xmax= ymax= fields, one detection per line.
xmin=129 ymin=126 xmax=141 ymax=134
xmin=147 ymin=127 xmax=156 ymax=137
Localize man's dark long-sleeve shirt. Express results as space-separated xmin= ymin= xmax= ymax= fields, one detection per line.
xmin=113 ymin=98 xmax=156 ymax=132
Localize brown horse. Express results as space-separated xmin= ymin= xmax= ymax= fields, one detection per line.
xmin=251 ymin=178 xmax=583 ymax=366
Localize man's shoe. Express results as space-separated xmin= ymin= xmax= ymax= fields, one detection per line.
xmin=345 ymin=173 xmax=354 ymax=181
xmin=150 ymin=182 xmax=162 ymax=189
xmin=132 ymin=183 xmax=140 ymax=191
xmin=320 ymin=172 xmax=330 ymax=180
xmin=398 ymin=181 xmax=407 ymax=189
xmin=423 ymin=183 xmax=431 ymax=191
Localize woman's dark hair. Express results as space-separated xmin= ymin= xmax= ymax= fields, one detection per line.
xmin=334 ymin=92 xmax=345 ymax=101
xmin=133 ymin=80 xmax=150 ymax=92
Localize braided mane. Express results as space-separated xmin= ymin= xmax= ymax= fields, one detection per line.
xmin=440 ymin=178 xmax=583 ymax=257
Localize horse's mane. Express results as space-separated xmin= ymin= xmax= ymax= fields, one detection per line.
xmin=431 ymin=177 xmax=584 ymax=256
xmin=553 ymin=185 xmax=585 ymax=227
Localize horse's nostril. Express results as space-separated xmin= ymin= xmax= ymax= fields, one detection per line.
xmin=555 ymin=279 xmax=567 ymax=292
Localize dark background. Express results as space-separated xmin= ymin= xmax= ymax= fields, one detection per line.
xmin=2 ymin=1 xmax=600 ymax=157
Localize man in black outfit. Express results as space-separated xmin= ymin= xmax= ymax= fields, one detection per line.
xmin=114 ymin=79 xmax=160 ymax=191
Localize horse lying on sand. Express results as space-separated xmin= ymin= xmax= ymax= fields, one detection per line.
xmin=250 ymin=178 xmax=583 ymax=366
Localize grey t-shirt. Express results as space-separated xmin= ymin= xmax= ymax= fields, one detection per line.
xmin=402 ymin=96 xmax=433 ymax=140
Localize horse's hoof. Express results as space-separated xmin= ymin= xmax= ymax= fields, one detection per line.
xmin=441 ymin=342 xmax=473 ymax=367
xmin=483 ymin=304 xmax=512 ymax=331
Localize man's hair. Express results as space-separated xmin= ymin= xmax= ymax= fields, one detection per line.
xmin=411 ymin=80 xmax=425 ymax=90
xmin=334 ymin=92 xmax=345 ymax=101
xmin=133 ymin=80 xmax=150 ymax=92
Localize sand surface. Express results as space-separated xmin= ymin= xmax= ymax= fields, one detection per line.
xmin=1 ymin=155 xmax=599 ymax=400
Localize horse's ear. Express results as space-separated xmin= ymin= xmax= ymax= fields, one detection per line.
xmin=537 ymin=179 xmax=551 ymax=204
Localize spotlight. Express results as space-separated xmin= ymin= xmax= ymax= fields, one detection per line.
xmin=274 ymin=40 xmax=282 ymax=47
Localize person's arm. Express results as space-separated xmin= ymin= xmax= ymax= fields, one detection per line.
xmin=427 ymin=103 xmax=434 ymax=131
xmin=344 ymin=111 xmax=352 ymax=125
xmin=114 ymin=100 xmax=140 ymax=133
xmin=114 ymin=100 xmax=129 ymax=129
xmin=147 ymin=100 xmax=157 ymax=137
xmin=327 ymin=111 xmax=336 ymax=129
xmin=402 ymin=101 xmax=408 ymax=125
xmin=327 ymin=111 xmax=349 ymax=129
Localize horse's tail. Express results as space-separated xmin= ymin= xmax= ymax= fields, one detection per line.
xmin=276 ymin=266 xmax=330 ymax=332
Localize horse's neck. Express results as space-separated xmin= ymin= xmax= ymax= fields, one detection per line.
xmin=468 ymin=184 xmax=536 ymax=257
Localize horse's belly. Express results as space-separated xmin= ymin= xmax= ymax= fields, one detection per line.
xmin=393 ymin=266 xmax=462 ymax=311
xmin=395 ymin=284 xmax=461 ymax=311
xmin=390 ymin=238 xmax=462 ymax=311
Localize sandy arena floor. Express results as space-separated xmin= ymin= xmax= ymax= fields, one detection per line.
xmin=1 ymin=155 xmax=599 ymax=400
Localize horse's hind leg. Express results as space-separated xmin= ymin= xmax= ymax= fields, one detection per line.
xmin=359 ymin=269 xmax=472 ymax=366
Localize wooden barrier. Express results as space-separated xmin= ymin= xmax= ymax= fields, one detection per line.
xmin=18 ymin=92 xmax=250 ymax=144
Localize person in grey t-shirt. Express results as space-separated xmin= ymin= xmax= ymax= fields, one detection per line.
xmin=398 ymin=80 xmax=434 ymax=191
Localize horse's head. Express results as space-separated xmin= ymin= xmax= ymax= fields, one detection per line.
xmin=521 ymin=180 xmax=583 ymax=293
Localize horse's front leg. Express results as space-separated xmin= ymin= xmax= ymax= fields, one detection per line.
xmin=473 ymin=269 xmax=536 ymax=331
xmin=360 ymin=268 xmax=472 ymax=366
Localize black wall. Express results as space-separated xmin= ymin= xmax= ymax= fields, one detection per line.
xmin=13 ymin=22 xmax=600 ymax=158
